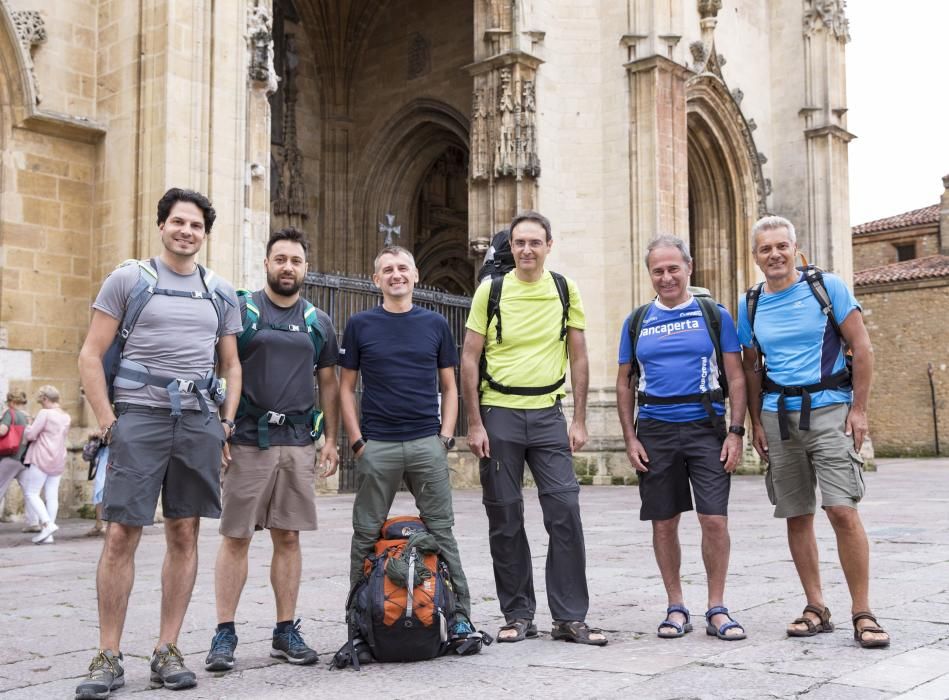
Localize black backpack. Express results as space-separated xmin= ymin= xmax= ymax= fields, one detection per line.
xmin=476 ymin=229 xmax=515 ymax=282
xmin=626 ymin=287 xmax=728 ymax=417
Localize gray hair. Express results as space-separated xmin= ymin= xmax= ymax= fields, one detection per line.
xmin=751 ymin=215 xmax=796 ymax=251
xmin=36 ymin=385 xmax=60 ymax=403
xmin=645 ymin=235 xmax=692 ymax=269
xmin=373 ymin=245 xmax=417 ymax=273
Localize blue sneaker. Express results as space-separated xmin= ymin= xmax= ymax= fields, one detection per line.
xmin=271 ymin=619 xmax=318 ymax=665
xmin=205 ymin=628 xmax=238 ymax=671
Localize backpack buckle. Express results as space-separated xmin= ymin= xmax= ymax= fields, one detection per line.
xmin=288 ymin=324 xmax=301 ymax=332
xmin=191 ymin=291 xmax=205 ymax=299
xmin=266 ymin=411 xmax=286 ymax=426
xmin=176 ymin=379 xmax=195 ymax=393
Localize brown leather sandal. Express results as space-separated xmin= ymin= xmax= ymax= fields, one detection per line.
xmin=852 ymin=611 xmax=890 ymax=648
xmin=787 ymin=604 xmax=834 ymax=637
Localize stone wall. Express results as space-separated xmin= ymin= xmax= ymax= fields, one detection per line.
xmin=853 ymin=226 xmax=940 ymax=270
xmin=858 ymin=280 xmax=949 ymax=456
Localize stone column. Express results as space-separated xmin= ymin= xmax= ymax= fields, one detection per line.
xmin=624 ymin=54 xmax=691 ymax=304
xmin=801 ymin=0 xmax=854 ymax=281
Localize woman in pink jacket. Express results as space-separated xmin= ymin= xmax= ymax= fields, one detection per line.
xmin=22 ymin=385 xmax=71 ymax=544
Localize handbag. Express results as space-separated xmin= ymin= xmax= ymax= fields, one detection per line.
xmin=0 ymin=410 xmax=26 ymax=457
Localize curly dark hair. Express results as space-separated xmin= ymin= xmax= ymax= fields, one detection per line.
xmin=267 ymin=227 xmax=309 ymax=257
xmin=156 ymin=188 xmax=217 ymax=232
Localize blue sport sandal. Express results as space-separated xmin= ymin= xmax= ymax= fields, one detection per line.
xmin=705 ymin=606 xmax=747 ymax=640
xmin=657 ymin=604 xmax=692 ymax=638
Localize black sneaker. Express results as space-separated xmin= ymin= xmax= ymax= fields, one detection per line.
xmin=75 ymin=650 xmax=124 ymax=700
xmin=271 ymin=619 xmax=318 ymax=665
xmin=205 ymin=628 xmax=238 ymax=671
xmin=149 ymin=643 xmax=197 ymax=690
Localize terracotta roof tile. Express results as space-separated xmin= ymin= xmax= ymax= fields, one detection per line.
xmin=854 ymin=254 xmax=949 ymax=287
xmin=852 ymin=204 xmax=940 ymax=235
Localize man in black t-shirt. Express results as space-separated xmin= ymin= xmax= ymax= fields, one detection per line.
xmin=340 ymin=245 xmax=473 ymax=635
xmin=206 ymin=228 xmax=340 ymax=672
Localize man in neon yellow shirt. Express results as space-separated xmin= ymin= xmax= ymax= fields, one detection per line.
xmin=461 ymin=211 xmax=607 ymax=646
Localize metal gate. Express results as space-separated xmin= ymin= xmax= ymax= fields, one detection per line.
xmin=302 ymin=272 xmax=472 ymax=492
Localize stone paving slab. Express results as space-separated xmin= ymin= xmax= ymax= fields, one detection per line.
xmin=1 ymin=458 xmax=948 ymax=699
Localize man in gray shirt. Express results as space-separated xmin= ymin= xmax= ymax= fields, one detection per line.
xmin=205 ymin=227 xmax=340 ymax=671
xmin=76 ymin=188 xmax=242 ymax=699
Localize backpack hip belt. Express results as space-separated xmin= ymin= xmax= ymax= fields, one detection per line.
xmin=481 ymin=371 xmax=566 ymax=397
xmin=637 ymin=388 xmax=724 ymax=420
xmin=114 ymin=362 xmax=218 ymax=420
xmin=236 ymin=395 xmax=323 ymax=449
xmin=761 ymin=368 xmax=852 ymax=440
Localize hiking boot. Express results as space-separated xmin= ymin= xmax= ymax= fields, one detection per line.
xmin=205 ymin=628 xmax=238 ymax=671
xmin=75 ymin=649 xmax=124 ymax=700
xmin=149 ymin=643 xmax=197 ymax=690
xmin=271 ymin=619 xmax=318 ymax=665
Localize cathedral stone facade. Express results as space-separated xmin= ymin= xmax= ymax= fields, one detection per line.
xmin=0 ymin=0 xmax=854 ymax=508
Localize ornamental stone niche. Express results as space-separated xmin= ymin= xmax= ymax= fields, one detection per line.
xmin=11 ymin=10 xmax=46 ymax=104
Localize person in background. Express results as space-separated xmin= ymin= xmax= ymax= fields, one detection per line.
xmin=0 ymin=391 xmax=34 ymax=526
xmin=21 ymin=385 xmax=72 ymax=544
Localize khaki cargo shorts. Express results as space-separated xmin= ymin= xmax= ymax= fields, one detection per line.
xmin=220 ymin=442 xmax=318 ymax=538
xmin=761 ymin=403 xmax=866 ymax=518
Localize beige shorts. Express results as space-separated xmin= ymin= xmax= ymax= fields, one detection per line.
xmin=761 ymin=403 xmax=866 ymax=518
xmin=220 ymin=443 xmax=318 ymax=538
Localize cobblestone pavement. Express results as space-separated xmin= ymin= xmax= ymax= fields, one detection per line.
xmin=1 ymin=458 xmax=947 ymax=699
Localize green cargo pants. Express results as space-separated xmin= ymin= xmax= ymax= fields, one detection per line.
xmin=349 ymin=434 xmax=471 ymax=617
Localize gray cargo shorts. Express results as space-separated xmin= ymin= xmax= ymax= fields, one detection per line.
xmin=102 ymin=403 xmax=225 ymax=526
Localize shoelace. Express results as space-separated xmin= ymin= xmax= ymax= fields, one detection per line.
xmin=155 ymin=643 xmax=186 ymax=672
xmin=283 ymin=619 xmax=308 ymax=652
xmin=210 ymin=630 xmax=236 ymax=655
xmin=89 ymin=652 xmax=118 ymax=676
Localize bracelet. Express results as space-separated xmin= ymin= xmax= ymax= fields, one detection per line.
xmin=103 ymin=420 xmax=117 ymax=445
xmin=351 ymin=437 xmax=366 ymax=453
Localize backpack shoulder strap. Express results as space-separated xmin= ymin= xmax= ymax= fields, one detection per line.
xmin=746 ymin=282 xmax=765 ymax=356
xmin=626 ymin=303 xmax=651 ymax=381
xmin=799 ymin=265 xmax=844 ymax=340
xmin=197 ymin=264 xmax=235 ymax=339
xmin=485 ymin=275 xmax=505 ymax=344
xmin=236 ymin=289 xmax=259 ymax=355
xmin=694 ymin=294 xmax=728 ymax=398
xmin=116 ymin=259 xmax=161 ymax=345
xmin=550 ymin=271 xmax=570 ymax=341
xmin=302 ymin=300 xmax=325 ymax=365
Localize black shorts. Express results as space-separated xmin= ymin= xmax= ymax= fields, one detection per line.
xmin=102 ymin=403 xmax=225 ymax=526
xmin=636 ymin=417 xmax=730 ymax=521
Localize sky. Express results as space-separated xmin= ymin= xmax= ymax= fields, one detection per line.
xmin=846 ymin=1 xmax=949 ymax=226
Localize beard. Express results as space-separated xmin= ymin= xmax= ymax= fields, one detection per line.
xmin=266 ymin=270 xmax=303 ymax=297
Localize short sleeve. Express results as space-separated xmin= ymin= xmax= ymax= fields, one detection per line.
xmin=92 ymin=263 xmax=139 ymax=320
xmin=566 ymin=277 xmax=586 ymax=330
xmin=736 ymin=294 xmax=752 ymax=348
xmin=718 ymin=306 xmax=740 ymax=353
xmin=339 ymin=317 xmax=361 ymax=370
xmin=0 ymin=411 xmax=11 ymax=428
xmin=218 ymin=283 xmax=244 ymax=336
xmin=437 ymin=317 xmax=459 ymax=368
xmin=465 ymin=278 xmax=491 ymax=334
xmin=617 ymin=315 xmax=633 ymax=364
xmin=316 ymin=310 xmax=339 ymax=368
xmin=826 ymin=273 xmax=861 ymax=325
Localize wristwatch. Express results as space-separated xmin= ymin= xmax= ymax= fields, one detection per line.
xmin=439 ymin=434 xmax=456 ymax=450
xmin=352 ymin=437 xmax=367 ymax=453
xmin=221 ymin=418 xmax=236 ymax=438
xmin=728 ymin=425 xmax=746 ymax=437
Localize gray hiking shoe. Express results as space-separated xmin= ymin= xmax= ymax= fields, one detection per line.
xmin=149 ymin=643 xmax=197 ymax=690
xmin=271 ymin=619 xmax=318 ymax=665
xmin=75 ymin=650 xmax=124 ymax=700
xmin=205 ymin=627 xmax=238 ymax=671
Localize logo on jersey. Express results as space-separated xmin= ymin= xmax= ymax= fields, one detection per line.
xmin=679 ymin=310 xmax=702 ymax=318
xmin=639 ymin=319 xmax=701 ymax=338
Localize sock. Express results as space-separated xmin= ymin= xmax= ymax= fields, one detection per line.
xmin=217 ymin=622 xmax=236 ymax=634
xmin=275 ymin=620 xmax=294 ymax=633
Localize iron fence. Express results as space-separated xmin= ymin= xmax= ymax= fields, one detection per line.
xmin=302 ymin=272 xmax=472 ymax=492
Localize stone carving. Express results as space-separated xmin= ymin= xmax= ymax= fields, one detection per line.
xmin=519 ymin=79 xmax=540 ymax=177
xmin=757 ymin=152 xmax=768 ymax=165
xmin=803 ymin=0 xmax=850 ymax=42
xmin=494 ymin=68 xmax=517 ymax=177
xmin=247 ymin=5 xmax=278 ymax=94
xmin=747 ymin=118 xmax=757 ymax=132
xmin=378 ymin=214 xmax=401 ymax=246
xmin=407 ymin=33 xmax=430 ymax=80
xmin=731 ymin=88 xmax=744 ymax=106
xmin=689 ymin=41 xmax=708 ymax=71
xmin=471 ymin=89 xmax=489 ymax=180
xmin=11 ymin=10 xmax=46 ymax=104
xmin=272 ymin=35 xmax=307 ymax=220
xmin=697 ymin=0 xmax=723 ymax=20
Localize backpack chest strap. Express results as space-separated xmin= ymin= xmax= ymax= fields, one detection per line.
xmin=762 ymin=368 xmax=852 ymax=440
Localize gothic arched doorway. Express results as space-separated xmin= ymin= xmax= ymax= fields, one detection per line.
xmin=686 ymin=75 xmax=765 ymax=310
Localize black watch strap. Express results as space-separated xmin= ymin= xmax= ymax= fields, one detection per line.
xmin=728 ymin=425 xmax=746 ymax=437
xmin=352 ymin=437 xmax=367 ymax=452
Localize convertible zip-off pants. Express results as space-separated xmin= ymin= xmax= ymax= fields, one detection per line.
xmin=479 ymin=403 xmax=589 ymax=623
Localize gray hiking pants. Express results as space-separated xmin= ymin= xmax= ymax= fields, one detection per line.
xmin=479 ymin=404 xmax=589 ymax=623
xmin=349 ymin=435 xmax=471 ymax=618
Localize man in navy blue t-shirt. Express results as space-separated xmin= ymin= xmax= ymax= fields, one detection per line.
xmin=340 ymin=245 xmax=474 ymax=637
xmin=616 ymin=235 xmax=748 ymax=642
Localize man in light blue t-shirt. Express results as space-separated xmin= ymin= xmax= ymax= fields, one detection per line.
xmin=737 ymin=215 xmax=889 ymax=649
xmin=616 ymin=235 xmax=747 ymax=642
